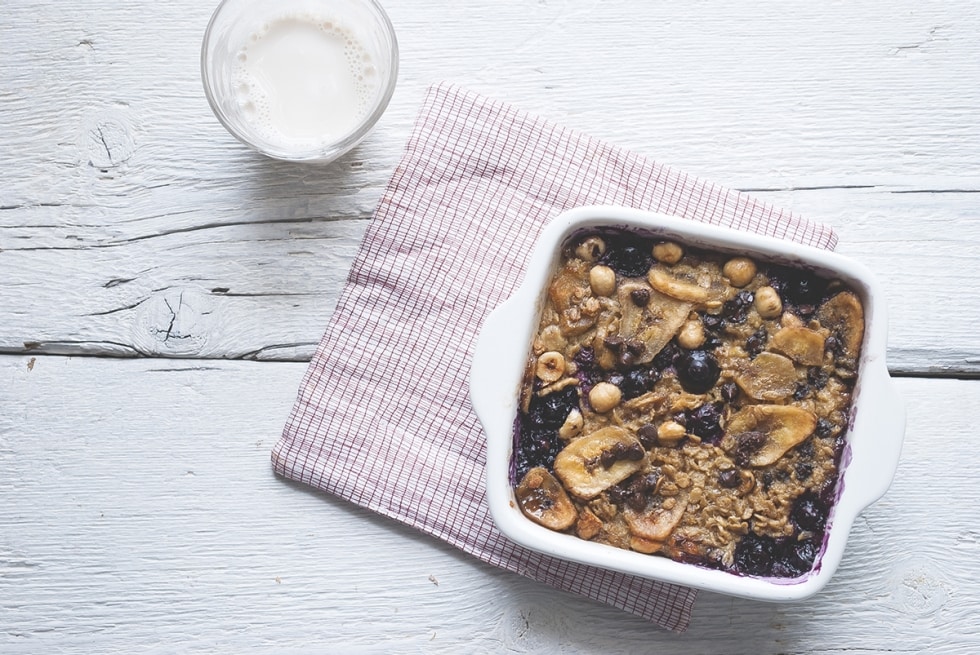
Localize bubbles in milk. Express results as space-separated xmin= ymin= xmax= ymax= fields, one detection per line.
xmin=233 ymin=13 xmax=381 ymax=150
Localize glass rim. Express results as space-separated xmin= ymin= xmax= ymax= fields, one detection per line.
xmin=200 ymin=0 xmax=399 ymax=162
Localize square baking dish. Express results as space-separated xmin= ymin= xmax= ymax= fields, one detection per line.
xmin=470 ymin=205 xmax=905 ymax=601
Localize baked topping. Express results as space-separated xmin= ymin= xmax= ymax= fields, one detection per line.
xmin=512 ymin=227 xmax=865 ymax=579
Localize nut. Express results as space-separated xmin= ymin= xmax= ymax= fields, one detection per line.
xmin=535 ymin=351 xmax=566 ymax=382
xmin=652 ymin=241 xmax=684 ymax=265
xmin=723 ymin=257 xmax=757 ymax=288
xmin=576 ymin=509 xmax=603 ymax=540
xmin=677 ymin=319 xmax=705 ymax=349
xmin=754 ymin=285 xmax=783 ymax=319
xmin=657 ymin=420 xmax=687 ymax=445
xmin=559 ymin=408 xmax=584 ymax=440
xmin=589 ymin=382 xmax=622 ymax=413
xmin=575 ymin=236 xmax=606 ymax=262
xmin=589 ymin=265 xmax=617 ymax=297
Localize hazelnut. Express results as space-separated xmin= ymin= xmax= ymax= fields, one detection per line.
xmin=723 ymin=257 xmax=757 ymax=288
xmin=677 ymin=319 xmax=705 ymax=349
xmin=575 ymin=236 xmax=606 ymax=262
xmin=558 ymin=408 xmax=584 ymax=440
xmin=755 ymin=286 xmax=783 ymax=319
xmin=652 ymin=241 xmax=684 ymax=265
xmin=589 ymin=265 xmax=617 ymax=297
xmin=589 ymin=382 xmax=622 ymax=413
xmin=535 ymin=351 xmax=566 ymax=382
xmin=657 ymin=421 xmax=687 ymax=445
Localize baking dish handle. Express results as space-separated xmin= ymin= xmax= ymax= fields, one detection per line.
xmin=847 ymin=363 xmax=906 ymax=510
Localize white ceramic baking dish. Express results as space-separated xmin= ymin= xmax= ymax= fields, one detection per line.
xmin=470 ymin=205 xmax=905 ymax=601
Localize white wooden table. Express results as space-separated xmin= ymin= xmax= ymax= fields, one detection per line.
xmin=3 ymin=1 xmax=979 ymax=651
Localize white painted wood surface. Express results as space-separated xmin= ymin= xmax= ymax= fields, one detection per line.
xmin=2 ymin=356 xmax=978 ymax=653
xmin=2 ymin=0 xmax=979 ymax=651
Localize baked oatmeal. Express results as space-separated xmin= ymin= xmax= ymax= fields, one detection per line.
xmin=512 ymin=228 xmax=865 ymax=578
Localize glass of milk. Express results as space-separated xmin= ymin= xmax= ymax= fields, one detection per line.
xmin=201 ymin=0 xmax=398 ymax=162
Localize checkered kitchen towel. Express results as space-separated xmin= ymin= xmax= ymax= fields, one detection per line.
xmin=272 ymin=83 xmax=837 ymax=632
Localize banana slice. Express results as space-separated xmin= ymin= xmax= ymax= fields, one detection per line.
xmin=515 ymin=467 xmax=577 ymax=531
xmin=625 ymin=494 xmax=689 ymax=542
xmin=817 ymin=291 xmax=865 ymax=360
xmin=617 ymin=281 xmax=692 ymax=364
xmin=647 ymin=265 xmax=732 ymax=305
xmin=648 ymin=267 xmax=709 ymax=303
xmin=553 ymin=427 xmax=646 ymax=500
xmin=771 ymin=326 xmax=826 ymax=366
xmin=724 ymin=405 xmax=817 ymax=467
xmin=735 ymin=351 xmax=798 ymax=400
xmin=548 ymin=263 xmax=596 ymax=336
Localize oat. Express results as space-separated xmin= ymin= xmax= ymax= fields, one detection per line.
xmin=513 ymin=228 xmax=863 ymax=578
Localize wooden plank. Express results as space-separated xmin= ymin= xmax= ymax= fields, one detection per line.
xmin=4 ymin=188 xmax=978 ymax=371
xmin=1 ymin=355 xmax=977 ymax=652
xmin=2 ymin=1 xmax=980 ymax=372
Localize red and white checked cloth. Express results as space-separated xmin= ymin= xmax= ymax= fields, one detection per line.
xmin=272 ymin=83 xmax=838 ymax=632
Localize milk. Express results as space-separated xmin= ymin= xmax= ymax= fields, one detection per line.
xmin=233 ymin=14 xmax=380 ymax=150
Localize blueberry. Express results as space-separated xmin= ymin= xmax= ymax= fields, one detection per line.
xmin=619 ymin=366 xmax=659 ymax=399
xmin=676 ymin=350 xmax=720 ymax=394
xmin=687 ymin=402 xmax=724 ymax=443
xmin=745 ymin=327 xmax=767 ymax=358
xmin=723 ymin=290 xmax=755 ymax=324
xmin=819 ymin=480 xmax=839 ymax=509
xmin=769 ymin=267 xmax=827 ymax=307
xmin=733 ymin=430 xmax=767 ymax=466
xmin=807 ymin=368 xmax=829 ymax=389
xmin=573 ymin=347 xmax=602 ymax=387
xmin=720 ymin=381 xmax=739 ymax=403
xmin=600 ymin=237 xmax=653 ymax=277
xmin=788 ymin=539 xmax=819 ymax=573
xmin=815 ymin=418 xmax=833 ymax=438
xmin=733 ymin=532 xmax=777 ymax=577
xmin=574 ymin=346 xmax=596 ymax=368
xmin=791 ymin=492 xmax=828 ymax=533
xmin=771 ymin=537 xmax=820 ymax=578
xmin=700 ymin=313 xmax=724 ymax=332
xmin=795 ymin=461 xmax=813 ymax=480
xmin=529 ymin=386 xmax=579 ymax=427
xmin=515 ymin=386 xmax=580 ymax=477
xmin=513 ymin=426 xmax=562 ymax=479
xmin=653 ymin=341 xmax=682 ymax=370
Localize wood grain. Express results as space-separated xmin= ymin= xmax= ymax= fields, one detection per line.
xmin=3 ymin=0 xmax=980 ymax=651
xmin=2 ymin=0 xmax=979 ymax=372
xmin=1 ymin=354 xmax=977 ymax=653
